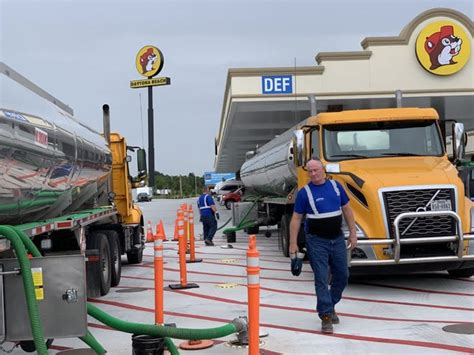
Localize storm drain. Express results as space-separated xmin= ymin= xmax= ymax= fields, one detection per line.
xmin=216 ymin=283 xmax=239 ymax=289
xmin=442 ymin=324 xmax=474 ymax=334
xmin=219 ymin=258 xmax=238 ymax=264
xmin=115 ymin=287 xmax=147 ymax=293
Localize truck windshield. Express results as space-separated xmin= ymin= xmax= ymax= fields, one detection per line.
xmin=323 ymin=120 xmax=444 ymax=161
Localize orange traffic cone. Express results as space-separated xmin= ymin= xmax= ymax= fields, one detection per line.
xmin=146 ymin=220 xmax=154 ymax=243
xmin=160 ymin=220 xmax=168 ymax=241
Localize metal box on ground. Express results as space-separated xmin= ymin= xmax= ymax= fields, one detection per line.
xmin=0 ymin=254 xmax=87 ymax=341
xmin=232 ymin=202 xmax=258 ymax=227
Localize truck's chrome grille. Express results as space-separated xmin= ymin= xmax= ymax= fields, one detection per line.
xmin=383 ymin=188 xmax=456 ymax=239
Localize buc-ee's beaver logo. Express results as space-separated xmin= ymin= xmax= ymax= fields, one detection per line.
xmin=416 ymin=21 xmax=471 ymax=76
xmin=135 ymin=45 xmax=164 ymax=78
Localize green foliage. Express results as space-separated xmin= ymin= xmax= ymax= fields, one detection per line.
xmin=153 ymin=172 xmax=204 ymax=198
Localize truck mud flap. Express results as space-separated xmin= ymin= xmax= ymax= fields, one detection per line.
xmin=86 ymin=249 xmax=101 ymax=298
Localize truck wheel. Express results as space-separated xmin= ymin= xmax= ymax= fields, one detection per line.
xmin=280 ymin=215 xmax=290 ymax=257
xmin=19 ymin=339 xmax=54 ymax=352
xmin=127 ymin=249 xmax=143 ymax=264
xmin=225 ymin=200 xmax=232 ymax=210
xmin=103 ymin=230 xmax=122 ymax=287
xmin=448 ymin=267 xmax=474 ymax=278
xmin=127 ymin=226 xmax=144 ymax=264
xmin=87 ymin=232 xmax=112 ymax=296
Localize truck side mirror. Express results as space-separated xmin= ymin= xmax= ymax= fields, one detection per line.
xmin=453 ymin=122 xmax=465 ymax=162
xmin=292 ymin=130 xmax=305 ymax=167
xmin=137 ymin=149 xmax=147 ymax=173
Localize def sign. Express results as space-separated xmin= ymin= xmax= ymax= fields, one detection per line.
xmin=261 ymin=75 xmax=293 ymax=94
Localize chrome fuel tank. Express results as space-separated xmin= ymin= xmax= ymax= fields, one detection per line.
xmin=0 ymin=63 xmax=111 ymax=224
xmin=241 ymin=123 xmax=303 ymax=197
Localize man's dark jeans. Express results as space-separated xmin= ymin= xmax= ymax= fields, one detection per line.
xmin=305 ymin=233 xmax=348 ymax=318
xmin=201 ymin=214 xmax=217 ymax=241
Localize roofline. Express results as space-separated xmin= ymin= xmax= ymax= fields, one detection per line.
xmin=315 ymin=51 xmax=372 ymax=65
xmin=361 ymin=8 xmax=474 ymax=50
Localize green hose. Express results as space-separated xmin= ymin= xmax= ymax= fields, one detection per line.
xmin=0 ymin=226 xmax=48 ymax=355
xmin=222 ymin=197 xmax=260 ymax=234
xmin=8 ymin=226 xmax=106 ymax=355
xmin=80 ymin=329 xmax=106 ymax=354
xmin=164 ymin=337 xmax=179 ymax=355
xmin=6 ymin=226 xmax=243 ymax=354
xmin=87 ymin=303 xmax=239 ymax=340
xmin=216 ymin=216 xmax=232 ymax=231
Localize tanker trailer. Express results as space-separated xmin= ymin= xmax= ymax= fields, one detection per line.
xmin=0 ymin=62 xmax=149 ymax=349
xmin=239 ymin=120 xmax=307 ymax=254
xmin=0 ymin=62 xmax=148 ymax=350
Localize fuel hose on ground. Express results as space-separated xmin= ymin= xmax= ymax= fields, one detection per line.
xmin=7 ymin=226 xmax=247 ymax=354
xmin=87 ymin=303 xmax=244 ymax=340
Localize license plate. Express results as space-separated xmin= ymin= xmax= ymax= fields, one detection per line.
xmin=430 ymin=199 xmax=452 ymax=211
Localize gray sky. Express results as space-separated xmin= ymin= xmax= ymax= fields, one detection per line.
xmin=1 ymin=0 xmax=472 ymax=175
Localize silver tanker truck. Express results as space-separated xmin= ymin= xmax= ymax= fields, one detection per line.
xmin=0 ymin=63 xmax=147 ymax=350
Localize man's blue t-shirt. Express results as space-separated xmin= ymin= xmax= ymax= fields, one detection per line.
xmin=294 ymin=180 xmax=349 ymax=237
xmin=197 ymin=194 xmax=215 ymax=216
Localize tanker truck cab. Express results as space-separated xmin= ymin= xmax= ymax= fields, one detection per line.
xmin=294 ymin=107 xmax=474 ymax=276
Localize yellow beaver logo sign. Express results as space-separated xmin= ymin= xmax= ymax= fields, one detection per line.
xmin=416 ymin=21 xmax=471 ymax=76
xmin=135 ymin=45 xmax=164 ymax=78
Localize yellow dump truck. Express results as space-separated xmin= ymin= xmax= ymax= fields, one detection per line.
xmin=240 ymin=107 xmax=474 ymax=276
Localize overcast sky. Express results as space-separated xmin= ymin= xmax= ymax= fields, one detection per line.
xmin=1 ymin=0 xmax=472 ymax=175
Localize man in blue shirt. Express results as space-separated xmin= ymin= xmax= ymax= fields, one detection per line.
xmin=289 ymin=158 xmax=357 ymax=334
xmin=197 ymin=187 xmax=218 ymax=246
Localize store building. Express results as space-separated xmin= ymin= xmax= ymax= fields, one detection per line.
xmin=214 ymin=8 xmax=473 ymax=173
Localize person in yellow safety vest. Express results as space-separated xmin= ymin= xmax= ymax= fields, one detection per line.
xmin=197 ymin=186 xmax=219 ymax=246
xmin=289 ymin=158 xmax=357 ymax=334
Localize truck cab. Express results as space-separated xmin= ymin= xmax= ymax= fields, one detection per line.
xmin=294 ymin=107 xmax=474 ymax=276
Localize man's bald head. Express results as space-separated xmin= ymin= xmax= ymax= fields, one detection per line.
xmin=306 ymin=159 xmax=326 ymax=185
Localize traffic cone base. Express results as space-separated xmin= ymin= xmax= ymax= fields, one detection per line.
xmin=179 ymin=339 xmax=214 ymax=350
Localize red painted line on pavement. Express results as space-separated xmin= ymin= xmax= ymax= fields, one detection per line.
xmin=259 ymin=285 xmax=474 ymax=312
xmin=49 ymin=345 xmax=73 ymax=351
xmin=89 ymin=322 xmax=114 ymax=331
xmin=201 ymin=259 xmax=313 ymax=273
xmin=119 ymin=274 xmax=474 ymax=312
xmin=258 ymin=322 xmax=474 ymax=354
xmin=115 ymin=282 xmax=473 ymax=324
xmin=129 ymin=264 xmax=314 ymax=282
xmin=357 ymin=282 xmax=474 ymax=297
xmin=88 ymin=298 xmax=473 ymax=353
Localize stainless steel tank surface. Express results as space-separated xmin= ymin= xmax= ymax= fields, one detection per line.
xmin=0 ymin=63 xmax=111 ymax=224
xmin=240 ymin=120 xmax=307 ymax=197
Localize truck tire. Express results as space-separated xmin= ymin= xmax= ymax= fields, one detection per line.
xmin=102 ymin=230 xmax=122 ymax=287
xmin=87 ymin=232 xmax=112 ymax=296
xmin=127 ymin=226 xmax=144 ymax=264
xmin=19 ymin=339 xmax=54 ymax=352
xmin=280 ymin=215 xmax=290 ymax=257
xmin=448 ymin=267 xmax=474 ymax=278
xmin=225 ymin=200 xmax=233 ymax=210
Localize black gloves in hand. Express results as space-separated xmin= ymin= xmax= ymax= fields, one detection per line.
xmin=215 ymin=212 xmax=220 ymax=220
